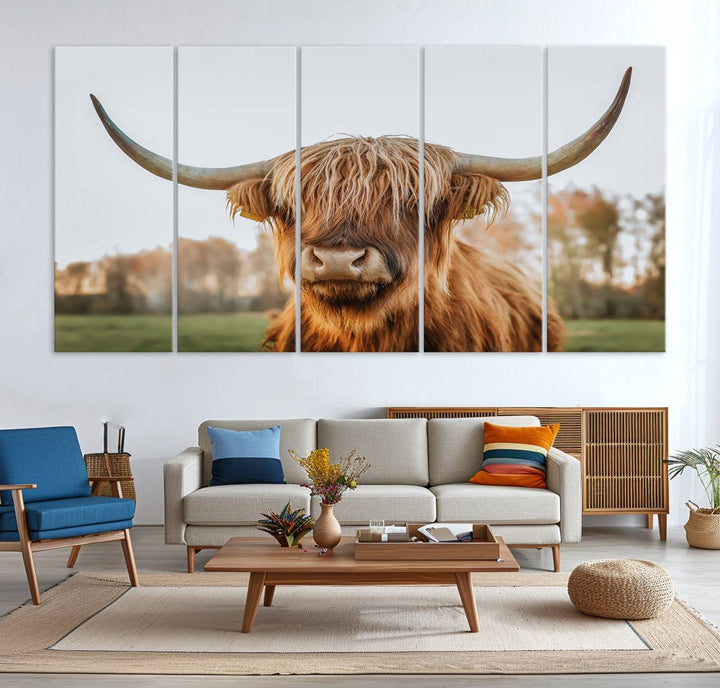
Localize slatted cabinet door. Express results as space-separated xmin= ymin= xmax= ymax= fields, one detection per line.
xmin=583 ymin=408 xmax=668 ymax=515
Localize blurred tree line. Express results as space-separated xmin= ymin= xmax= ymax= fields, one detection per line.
xmin=55 ymin=233 xmax=286 ymax=315
xmin=548 ymin=187 xmax=665 ymax=320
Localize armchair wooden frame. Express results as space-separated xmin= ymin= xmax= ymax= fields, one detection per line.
xmin=0 ymin=477 xmax=139 ymax=605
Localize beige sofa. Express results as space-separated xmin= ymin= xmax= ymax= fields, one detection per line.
xmin=164 ymin=417 xmax=581 ymax=572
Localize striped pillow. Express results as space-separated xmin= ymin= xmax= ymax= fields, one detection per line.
xmin=469 ymin=422 xmax=559 ymax=489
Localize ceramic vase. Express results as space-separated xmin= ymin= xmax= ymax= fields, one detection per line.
xmin=313 ymin=502 xmax=342 ymax=549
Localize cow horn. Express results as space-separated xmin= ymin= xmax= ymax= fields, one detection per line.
xmin=453 ymin=67 xmax=632 ymax=182
xmin=90 ymin=94 xmax=274 ymax=189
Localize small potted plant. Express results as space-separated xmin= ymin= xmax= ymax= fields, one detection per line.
xmin=290 ymin=447 xmax=370 ymax=550
xmin=257 ymin=502 xmax=314 ymax=547
xmin=666 ymin=446 xmax=720 ymax=549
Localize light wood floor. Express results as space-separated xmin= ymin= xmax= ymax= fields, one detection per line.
xmin=1 ymin=525 xmax=718 ymax=688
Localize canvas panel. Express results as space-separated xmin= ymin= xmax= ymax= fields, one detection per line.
xmin=424 ymin=46 xmax=543 ymax=352
xmin=54 ymin=47 xmax=173 ymax=351
xmin=300 ymin=47 xmax=421 ymax=352
xmin=547 ymin=47 xmax=666 ymax=352
xmin=177 ymin=47 xmax=297 ymax=352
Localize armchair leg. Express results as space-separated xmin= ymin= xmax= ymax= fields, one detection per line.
xmin=187 ymin=546 xmax=196 ymax=574
xmin=20 ymin=539 xmax=41 ymax=605
xmin=11 ymin=489 xmax=41 ymax=605
xmin=66 ymin=545 xmax=81 ymax=568
xmin=121 ymin=529 xmax=139 ymax=587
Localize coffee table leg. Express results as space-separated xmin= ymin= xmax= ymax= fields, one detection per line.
xmin=455 ymin=572 xmax=479 ymax=633
xmin=263 ymin=584 xmax=276 ymax=607
xmin=242 ymin=572 xmax=266 ymax=633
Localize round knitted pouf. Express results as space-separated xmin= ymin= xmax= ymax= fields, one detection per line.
xmin=568 ymin=559 xmax=675 ymax=620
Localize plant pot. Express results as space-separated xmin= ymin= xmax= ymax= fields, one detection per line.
xmin=684 ymin=501 xmax=720 ymax=549
xmin=313 ymin=502 xmax=342 ymax=549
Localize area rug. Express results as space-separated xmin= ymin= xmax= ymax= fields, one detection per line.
xmin=1 ymin=572 xmax=719 ymax=675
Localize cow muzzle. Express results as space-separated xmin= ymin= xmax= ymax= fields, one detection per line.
xmin=301 ymin=245 xmax=394 ymax=305
xmin=301 ymin=246 xmax=392 ymax=284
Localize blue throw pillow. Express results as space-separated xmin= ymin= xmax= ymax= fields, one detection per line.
xmin=207 ymin=426 xmax=285 ymax=486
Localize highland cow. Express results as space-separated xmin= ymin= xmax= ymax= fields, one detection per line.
xmin=90 ymin=67 xmax=631 ymax=352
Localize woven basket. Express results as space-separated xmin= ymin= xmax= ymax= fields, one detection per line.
xmin=684 ymin=501 xmax=720 ymax=549
xmin=568 ymin=559 xmax=675 ymax=620
xmin=84 ymin=453 xmax=136 ymax=501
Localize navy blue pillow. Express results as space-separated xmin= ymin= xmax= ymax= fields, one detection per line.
xmin=207 ymin=426 xmax=285 ymax=486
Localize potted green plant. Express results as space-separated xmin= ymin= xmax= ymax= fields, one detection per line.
xmin=257 ymin=502 xmax=314 ymax=547
xmin=666 ymin=446 xmax=720 ymax=549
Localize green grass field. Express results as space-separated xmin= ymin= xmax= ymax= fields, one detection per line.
xmin=563 ymin=319 xmax=665 ymax=352
xmin=55 ymin=314 xmax=173 ymax=352
xmin=178 ymin=313 xmax=270 ymax=352
xmin=55 ymin=313 xmax=271 ymax=352
xmin=56 ymin=314 xmax=664 ymax=353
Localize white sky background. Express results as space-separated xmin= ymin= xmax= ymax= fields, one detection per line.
xmin=55 ymin=47 xmax=173 ymax=268
xmin=548 ymin=46 xmax=665 ymax=196
xmin=178 ymin=47 xmax=296 ymax=251
xmin=302 ymin=47 xmax=419 ymax=143
xmin=425 ymin=46 xmax=542 ymax=267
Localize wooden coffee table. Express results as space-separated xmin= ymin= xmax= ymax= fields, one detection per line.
xmin=204 ymin=536 xmax=519 ymax=633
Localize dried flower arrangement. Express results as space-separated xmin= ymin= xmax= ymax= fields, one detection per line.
xmin=290 ymin=447 xmax=370 ymax=504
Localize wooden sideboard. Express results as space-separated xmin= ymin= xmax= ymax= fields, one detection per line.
xmin=386 ymin=406 xmax=669 ymax=540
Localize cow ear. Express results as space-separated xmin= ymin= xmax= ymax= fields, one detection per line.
xmin=446 ymin=173 xmax=509 ymax=223
xmin=227 ymin=179 xmax=276 ymax=223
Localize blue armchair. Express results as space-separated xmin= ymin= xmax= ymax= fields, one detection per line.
xmin=0 ymin=426 xmax=139 ymax=604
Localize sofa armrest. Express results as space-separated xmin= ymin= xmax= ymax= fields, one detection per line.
xmin=163 ymin=447 xmax=203 ymax=545
xmin=546 ymin=447 xmax=582 ymax=543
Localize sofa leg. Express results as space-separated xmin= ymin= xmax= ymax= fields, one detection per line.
xmin=551 ymin=545 xmax=560 ymax=573
xmin=187 ymin=546 xmax=196 ymax=574
xmin=121 ymin=529 xmax=140 ymax=587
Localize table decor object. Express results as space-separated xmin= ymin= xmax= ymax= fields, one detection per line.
xmin=290 ymin=447 xmax=369 ymax=549
xmin=256 ymin=502 xmax=314 ymax=547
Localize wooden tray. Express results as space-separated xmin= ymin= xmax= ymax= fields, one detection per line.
xmin=354 ymin=523 xmax=500 ymax=561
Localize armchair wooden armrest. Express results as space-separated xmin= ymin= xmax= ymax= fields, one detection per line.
xmin=0 ymin=484 xmax=37 ymax=491
xmin=90 ymin=476 xmax=134 ymax=482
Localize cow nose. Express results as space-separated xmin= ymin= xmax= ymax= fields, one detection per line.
xmin=304 ymin=246 xmax=368 ymax=281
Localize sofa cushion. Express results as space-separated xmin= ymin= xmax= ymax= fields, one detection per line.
xmin=430 ymin=483 xmax=560 ymax=524
xmin=427 ymin=416 xmax=540 ymax=486
xmin=470 ymin=422 xmax=559 ymax=489
xmin=311 ymin=485 xmax=436 ymax=525
xmin=198 ymin=420 xmax=316 ymax=487
xmin=0 ymin=427 xmax=91 ymax=505
xmin=317 ymin=419 xmax=428 ymax=486
xmin=207 ymin=425 xmax=285 ymax=486
xmin=489 ymin=524 xmax=561 ymax=546
xmin=184 ymin=484 xmax=311 ymax=526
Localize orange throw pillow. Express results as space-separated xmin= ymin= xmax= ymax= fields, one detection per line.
xmin=469 ymin=422 xmax=559 ymax=489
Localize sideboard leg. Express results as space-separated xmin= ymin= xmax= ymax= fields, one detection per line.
xmin=658 ymin=513 xmax=667 ymax=541
xmin=646 ymin=513 xmax=654 ymax=529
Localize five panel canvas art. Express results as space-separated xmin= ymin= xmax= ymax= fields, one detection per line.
xmin=54 ymin=46 xmax=665 ymax=353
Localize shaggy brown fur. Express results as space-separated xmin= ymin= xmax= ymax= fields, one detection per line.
xmin=226 ymin=135 xmax=564 ymax=352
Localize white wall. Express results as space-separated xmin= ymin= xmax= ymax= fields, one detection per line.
xmin=1 ymin=0 xmax=718 ymax=525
